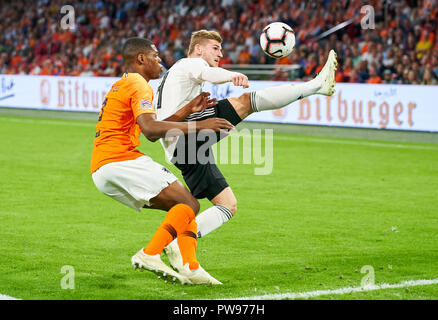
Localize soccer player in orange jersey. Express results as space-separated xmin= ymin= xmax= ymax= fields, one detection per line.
xmin=91 ymin=38 xmax=234 ymax=285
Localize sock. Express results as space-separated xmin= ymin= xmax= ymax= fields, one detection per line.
xmin=143 ymin=203 xmax=195 ymax=256
xmin=250 ymin=79 xmax=322 ymax=112
xmin=177 ymin=220 xmax=199 ymax=270
xmin=196 ymin=205 xmax=233 ymax=238
xmin=164 ymin=205 xmax=233 ymax=256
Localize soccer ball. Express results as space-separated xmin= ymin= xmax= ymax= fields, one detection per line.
xmin=260 ymin=22 xmax=296 ymax=59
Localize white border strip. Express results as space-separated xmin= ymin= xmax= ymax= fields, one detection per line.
xmin=1 ymin=116 xmax=437 ymax=150
xmin=275 ymin=135 xmax=438 ymax=150
xmin=229 ymin=131 xmax=438 ymax=151
xmin=0 ymin=117 xmax=95 ymax=127
xmin=0 ymin=293 xmax=21 ymax=300
xmin=229 ymin=278 xmax=438 ymax=300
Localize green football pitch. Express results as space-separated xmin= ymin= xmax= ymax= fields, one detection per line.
xmin=0 ymin=108 xmax=437 ymax=300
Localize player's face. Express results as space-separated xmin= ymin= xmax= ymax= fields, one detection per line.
xmin=200 ymin=40 xmax=223 ymax=67
xmin=143 ymin=48 xmax=163 ymax=80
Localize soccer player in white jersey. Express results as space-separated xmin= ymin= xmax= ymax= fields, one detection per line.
xmin=154 ymin=30 xmax=337 ymax=272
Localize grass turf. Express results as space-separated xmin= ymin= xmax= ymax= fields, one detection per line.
xmin=0 ymin=111 xmax=437 ymax=300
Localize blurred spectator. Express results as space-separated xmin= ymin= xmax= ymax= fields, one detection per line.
xmin=382 ymin=69 xmax=393 ymax=84
xmin=367 ymin=66 xmax=382 ymax=84
xmin=237 ymin=45 xmax=251 ymax=65
xmin=422 ymin=68 xmax=438 ymax=85
xmin=416 ymin=26 xmax=435 ymax=59
xmin=357 ymin=60 xmax=370 ymax=83
xmin=348 ymin=69 xmax=361 ymax=83
xmin=342 ymin=57 xmax=354 ymax=82
xmin=304 ymin=53 xmax=318 ymax=77
xmin=407 ymin=69 xmax=419 ymax=84
xmin=271 ymin=67 xmax=289 ymax=81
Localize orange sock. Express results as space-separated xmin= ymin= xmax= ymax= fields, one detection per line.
xmin=177 ymin=220 xmax=199 ymax=270
xmin=143 ymin=204 xmax=195 ymax=256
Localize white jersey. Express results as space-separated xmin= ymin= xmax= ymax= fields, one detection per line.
xmin=153 ymin=57 xmax=237 ymax=161
xmin=155 ymin=58 xmax=208 ymax=121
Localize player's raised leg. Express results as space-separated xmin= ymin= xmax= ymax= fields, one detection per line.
xmin=231 ymin=50 xmax=338 ymax=120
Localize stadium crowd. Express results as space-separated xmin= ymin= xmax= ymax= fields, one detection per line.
xmin=0 ymin=0 xmax=437 ymax=84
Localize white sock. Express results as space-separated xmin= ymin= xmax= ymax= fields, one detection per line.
xmin=250 ymin=79 xmax=322 ymax=112
xmin=195 ymin=205 xmax=233 ymax=238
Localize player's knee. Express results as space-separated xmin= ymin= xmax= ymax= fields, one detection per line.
xmin=229 ymin=201 xmax=237 ymax=216
xmin=167 ymin=195 xmax=200 ymax=215
xmin=225 ymin=198 xmax=237 ymax=216
xmin=230 ymin=92 xmax=250 ymax=107
xmin=211 ymin=187 xmax=237 ymax=215
xmin=186 ymin=198 xmax=200 ymax=215
xmin=239 ymin=92 xmax=251 ymax=102
xmin=228 ymin=92 xmax=252 ymax=119
xmin=193 ymin=200 xmax=200 ymax=215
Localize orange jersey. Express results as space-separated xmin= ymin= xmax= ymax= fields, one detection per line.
xmin=90 ymin=73 xmax=156 ymax=173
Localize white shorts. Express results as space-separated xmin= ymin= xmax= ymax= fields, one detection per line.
xmin=92 ymin=155 xmax=178 ymax=211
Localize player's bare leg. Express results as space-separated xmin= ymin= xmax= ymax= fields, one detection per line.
xmin=229 ymin=50 xmax=338 ymax=119
xmin=210 ymin=187 xmax=237 ymax=215
xmin=228 ymin=94 xmax=252 ymax=120
xmin=146 ymin=180 xmax=200 ymax=214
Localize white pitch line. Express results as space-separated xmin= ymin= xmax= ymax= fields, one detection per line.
xmin=228 ymin=278 xmax=438 ymax=300
xmin=0 ymin=293 xmax=21 ymax=300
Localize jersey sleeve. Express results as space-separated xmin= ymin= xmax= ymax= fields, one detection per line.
xmin=185 ymin=58 xmax=210 ymax=82
xmin=199 ymin=67 xmax=238 ymax=84
xmin=129 ymin=75 xmax=156 ymax=119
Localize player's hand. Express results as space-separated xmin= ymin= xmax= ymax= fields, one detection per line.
xmin=232 ymin=73 xmax=249 ymax=88
xmin=197 ymin=117 xmax=235 ymax=133
xmin=189 ymin=92 xmax=218 ymax=113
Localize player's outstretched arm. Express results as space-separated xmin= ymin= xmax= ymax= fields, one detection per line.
xmin=163 ymin=92 xmax=217 ymax=122
xmin=230 ymin=73 xmax=249 ymax=88
xmin=137 ymin=113 xmax=234 ymax=142
xmin=200 ymin=67 xmax=249 ymax=88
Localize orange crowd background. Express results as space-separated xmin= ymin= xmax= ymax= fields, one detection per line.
xmin=0 ymin=0 xmax=437 ymax=84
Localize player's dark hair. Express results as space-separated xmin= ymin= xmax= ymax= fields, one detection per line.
xmin=122 ymin=38 xmax=155 ymax=65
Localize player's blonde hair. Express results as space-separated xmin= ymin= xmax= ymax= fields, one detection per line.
xmin=188 ymin=30 xmax=223 ymax=55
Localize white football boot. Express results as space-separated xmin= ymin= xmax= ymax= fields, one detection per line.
xmin=315 ymin=49 xmax=338 ymax=96
xmin=163 ymin=240 xmax=184 ymax=272
xmin=180 ymin=263 xmax=222 ymax=285
xmin=131 ymin=249 xmax=191 ymax=285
